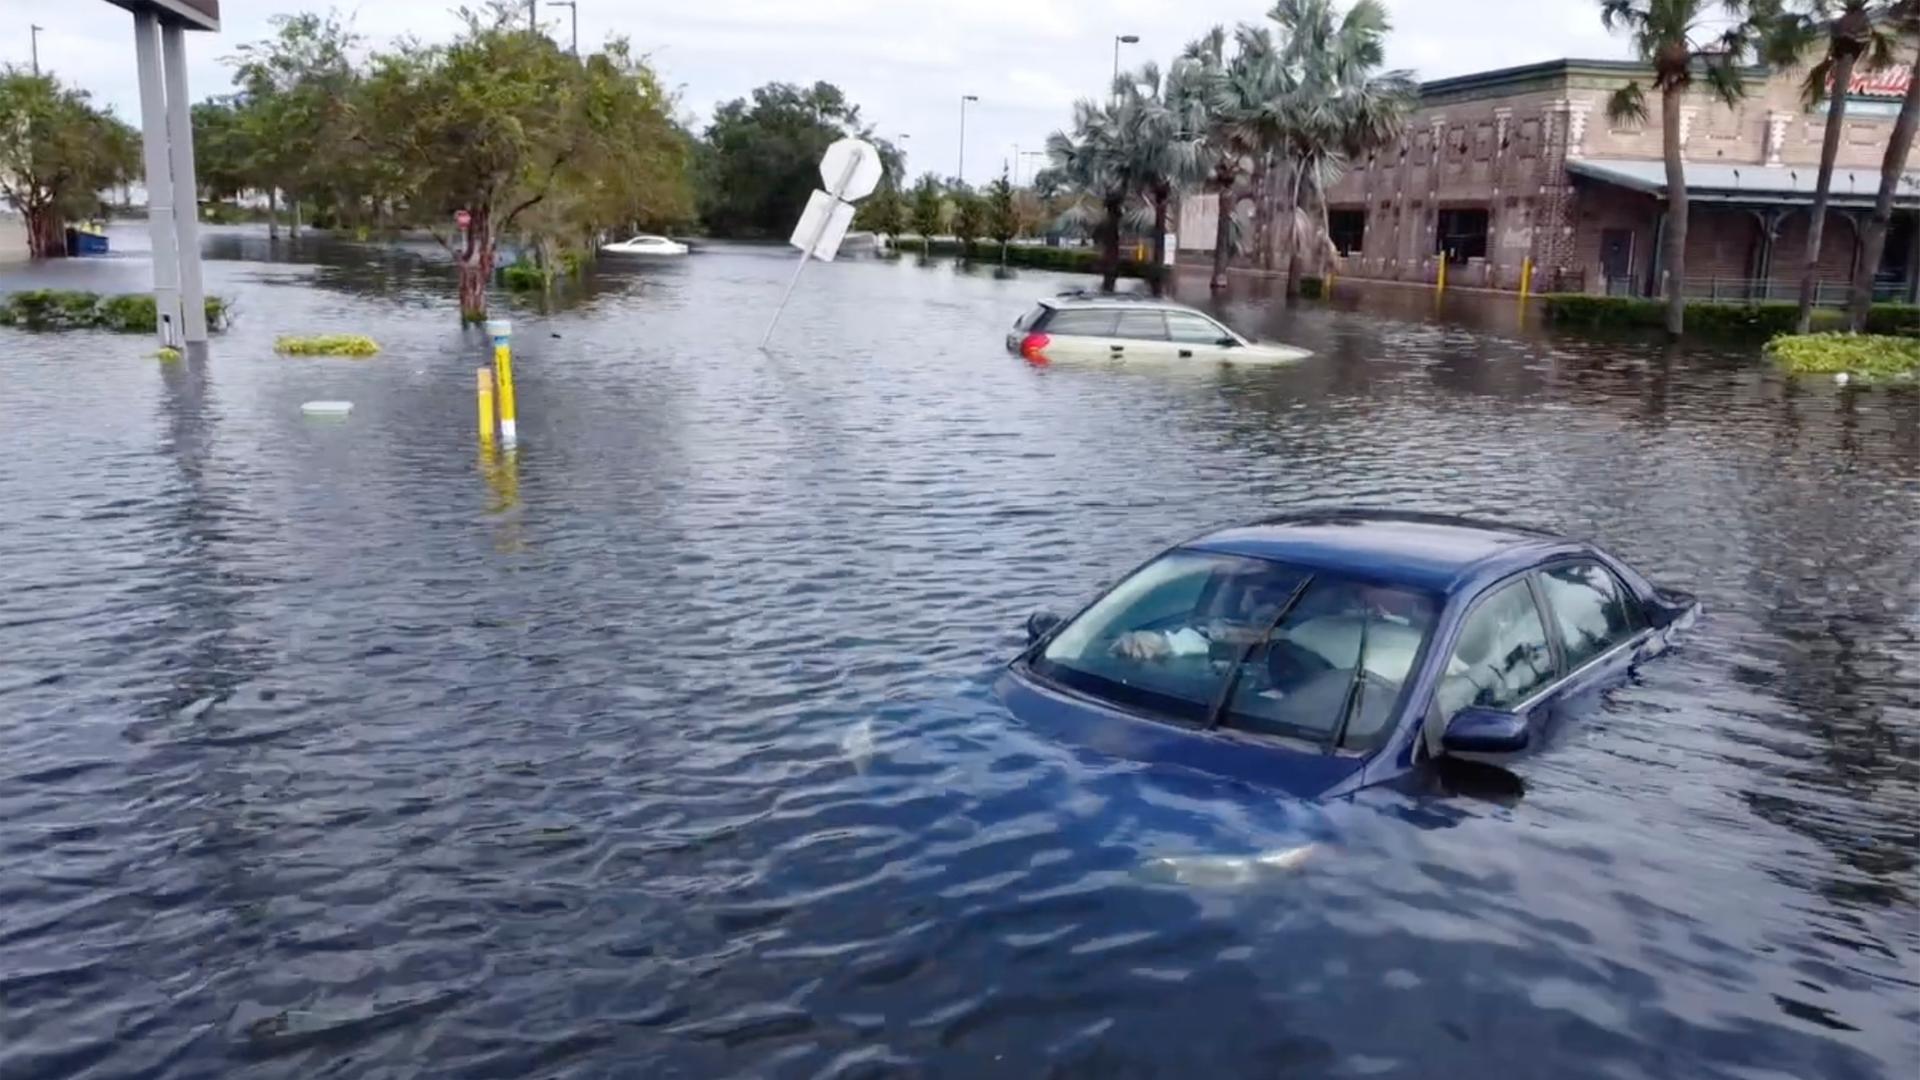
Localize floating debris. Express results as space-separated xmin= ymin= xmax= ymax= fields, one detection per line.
xmin=301 ymin=401 xmax=354 ymax=417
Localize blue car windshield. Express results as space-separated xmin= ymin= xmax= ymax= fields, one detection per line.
xmin=1033 ymin=550 xmax=1438 ymax=753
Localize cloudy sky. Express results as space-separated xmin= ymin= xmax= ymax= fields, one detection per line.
xmin=7 ymin=0 xmax=1627 ymax=185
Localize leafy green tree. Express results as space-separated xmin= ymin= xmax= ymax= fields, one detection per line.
xmin=229 ymin=11 xmax=362 ymax=238
xmin=986 ymin=169 xmax=1018 ymax=262
xmin=1601 ymin=0 xmax=1784 ymax=337
xmin=360 ymin=11 xmax=591 ymax=318
xmin=951 ymin=185 xmax=984 ymax=258
xmin=697 ymin=81 xmax=899 ymax=237
xmin=910 ymin=173 xmax=944 ymax=254
xmin=855 ymin=182 xmax=906 ymax=246
xmin=1773 ymin=1 xmax=1904 ymax=331
xmin=1849 ymin=1 xmax=1920 ymax=328
xmin=0 ymin=69 xmax=138 ymax=258
xmin=190 ymin=97 xmax=253 ymax=203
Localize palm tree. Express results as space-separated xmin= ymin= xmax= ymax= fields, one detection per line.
xmin=1848 ymin=0 xmax=1920 ymax=328
xmin=1778 ymin=2 xmax=1902 ymax=332
xmin=1046 ymin=98 xmax=1132 ymax=291
xmin=1600 ymin=0 xmax=1784 ymax=338
xmin=1268 ymin=0 xmax=1413 ymax=296
xmin=1176 ymin=25 xmax=1281 ymax=290
xmin=1117 ymin=63 xmax=1205 ymax=295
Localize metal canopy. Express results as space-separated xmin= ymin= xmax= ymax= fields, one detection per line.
xmin=101 ymin=0 xmax=219 ymax=31
xmin=1568 ymin=157 xmax=1920 ymax=209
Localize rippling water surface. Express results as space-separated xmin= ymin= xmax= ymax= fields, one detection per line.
xmin=2 ymin=229 xmax=1916 ymax=1078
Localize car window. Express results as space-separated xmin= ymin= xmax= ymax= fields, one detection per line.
xmin=1014 ymin=304 xmax=1050 ymax=331
xmin=1114 ymin=311 xmax=1168 ymax=341
xmin=1036 ymin=551 xmax=1310 ymax=724
xmin=1042 ymin=309 xmax=1120 ymax=337
xmin=1225 ymin=580 xmax=1438 ymax=750
xmin=1434 ymin=579 xmax=1555 ymax=721
xmin=1167 ymin=312 xmax=1230 ymax=345
xmin=1538 ymin=561 xmax=1639 ymax=669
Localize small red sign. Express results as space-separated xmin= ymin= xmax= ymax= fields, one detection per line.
xmin=455 ymin=209 xmax=472 ymax=229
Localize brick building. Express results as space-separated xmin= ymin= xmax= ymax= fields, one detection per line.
xmin=1176 ymin=57 xmax=1920 ymax=302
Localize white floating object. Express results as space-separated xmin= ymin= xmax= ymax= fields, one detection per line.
xmin=1833 ymin=372 xmax=1850 ymax=385
xmin=301 ymin=400 xmax=354 ymax=416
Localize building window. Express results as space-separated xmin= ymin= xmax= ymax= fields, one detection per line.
xmin=1435 ymin=207 xmax=1489 ymax=263
xmin=1328 ymin=210 xmax=1366 ymax=255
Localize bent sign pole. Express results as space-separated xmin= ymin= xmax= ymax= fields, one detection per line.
xmin=759 ymin=138 xmax=884 ymax=349
xmin=104 ymin=1 xmax=219 ymax=348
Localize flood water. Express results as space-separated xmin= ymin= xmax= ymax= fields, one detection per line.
xmin=2 ymin=227 xmax=1916 ymax=1079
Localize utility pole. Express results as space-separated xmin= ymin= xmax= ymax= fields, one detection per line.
xmin=528 ymin=0 xmax=536 ymax=33
xmin=30 ymin=24 xmax=42 ymax=75
xmin=548 ymin=0 xmax=578 ymax=55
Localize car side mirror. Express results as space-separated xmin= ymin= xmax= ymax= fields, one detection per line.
xmin=1026 ymin=610 xmax=1063 ymax=644
xmin=1440 ymin=706 xmax=1529 ymax=755
xmin=1216 ymin=336 xmax=1239 ymax=347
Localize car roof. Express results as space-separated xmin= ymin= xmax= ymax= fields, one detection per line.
xmin=1184 ymin=509 xmax=1582 ymax=595
xmin=1040 ymin=290 xmax=1209 ymax=314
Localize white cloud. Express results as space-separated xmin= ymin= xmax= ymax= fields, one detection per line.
xmin=2 ymin=0 xmax=1634 ymax=187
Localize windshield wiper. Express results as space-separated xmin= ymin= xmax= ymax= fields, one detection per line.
xmin=1323 ymin=612 xmax=1373 ymax=754
xmin=1204 ymin=575 xmax=1314 ymax=731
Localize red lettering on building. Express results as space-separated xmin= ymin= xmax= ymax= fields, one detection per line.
xmin=1849 ymin=67 xmax=1912 ymax=99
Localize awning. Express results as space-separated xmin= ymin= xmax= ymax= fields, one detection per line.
xmin=1567 ymin=157 xmax=1920 ymax=208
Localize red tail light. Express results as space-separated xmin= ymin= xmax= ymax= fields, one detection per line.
xmin=1019 ymin=332 xmax=1050 ymax=362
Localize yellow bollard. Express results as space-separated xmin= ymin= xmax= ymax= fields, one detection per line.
xmin=1436 ymin=256 xmax=1447 ymax=298
xmin=1327 ymin=271 xmax=1336 ymax=297
xmin=1520 ymin=257 xmax=1534 ymax=303
xmin=476 ymin=367 xmax=496 ymax=444
xmin=487 ymin=318 xmax=517 ymax=446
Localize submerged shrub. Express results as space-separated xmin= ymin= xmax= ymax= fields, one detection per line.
xmin=275 ymin=334 xmax=381 ymax=357
xmin=1768 ymin=333 xmax=1920 ymax=379
xmin=0 ymin=290 xmax=231 ymax=333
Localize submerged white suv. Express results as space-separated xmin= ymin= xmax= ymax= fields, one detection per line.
xmin=1007 ymin=292 xmax=1311 ymax=366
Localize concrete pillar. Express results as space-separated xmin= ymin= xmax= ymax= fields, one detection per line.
xmin=161 ymin=21 xmax=207 ymax=343
xmin=132 ymin=10 xmax=182 ymax=346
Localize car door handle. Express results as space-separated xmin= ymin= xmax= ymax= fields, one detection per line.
xmin=1109 ymin=344 xmax=1124 ymax=353
xmin=1177 ymin=349 xmax=1193 ymax=358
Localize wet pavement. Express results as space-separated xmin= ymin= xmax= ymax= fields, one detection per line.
xmin=1 ymin=226 xmax=1916 ymax=1078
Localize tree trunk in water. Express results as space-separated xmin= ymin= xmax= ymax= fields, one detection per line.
xmin=457 ymin=208 xmax=495 ymax=322
xmin=1849 ymin=52 xmax=1920 ymax=330
xmin=1100 ymin=195 xmax=1122 ymax=292
xmin=1250 ymin=158 xmax=1272 ymax=272
xmin=24 ymin=207 xmax=66 ymax=258
xmin=1211 ymin=182 xmax=1235 ymax=291
xmin=1283 ymin=165 xmax=1306 ymax=299
xmin=1149 ymin=190 xmax=1170 ymax=297
xmin=268 ymin=189 xmax=280 ymax=241
xmin=1795 ymin=51 xmax=1856 ymax=333
xmin=1660 ymin=86 xmax=1688 ymax=339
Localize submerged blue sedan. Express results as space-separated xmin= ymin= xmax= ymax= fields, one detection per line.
xmin=999 ymin=510 xmax=1697 ymax=800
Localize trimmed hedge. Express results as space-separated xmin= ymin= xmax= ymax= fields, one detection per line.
xmin=1768 ymin=333 xmax=1920 ymax=378
xmin=1543 ymin=294 xmax=1919 ymax=338
xmin=0 ymin=289 xmax=230 ymax=333
xmin=901 ymin=237 xmax=1149 ymax=279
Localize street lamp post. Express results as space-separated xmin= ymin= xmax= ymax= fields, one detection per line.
xmin=30 ymin=23 xmax=42 ymax=75
xmin=957 ymin=95 xmax=978 ymax=187
xmin=1112 ymin=34 xmax=1139 ymax=90
xmin=547 ymin=0 xmax=577 ymax=55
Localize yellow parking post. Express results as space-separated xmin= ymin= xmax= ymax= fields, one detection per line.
xmin=476 ymin=367 xmax=495 ymax=445
xmin=487 ymin=318 xmax=517 ymax=446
